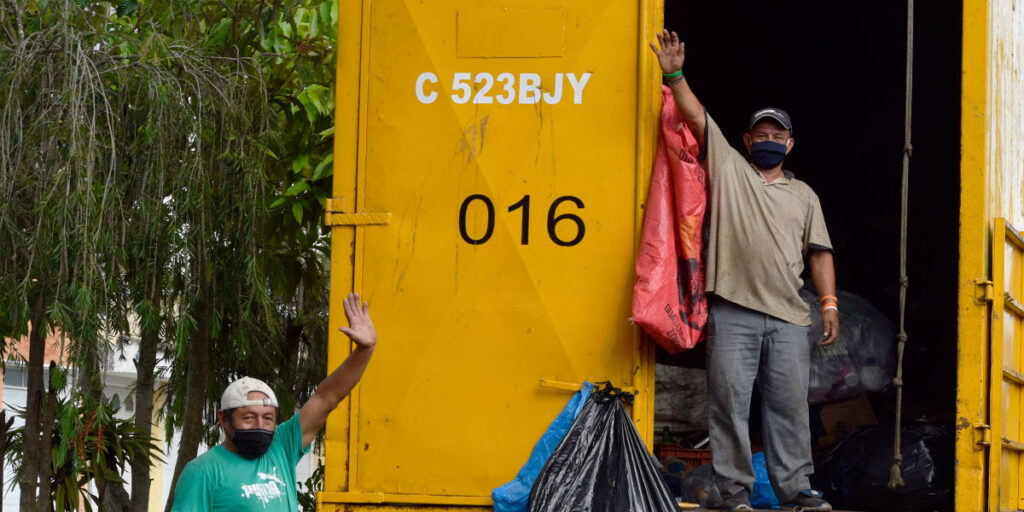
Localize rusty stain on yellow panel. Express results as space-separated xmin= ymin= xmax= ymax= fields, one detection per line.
xmin=457 ymin=8 xmax=565 ymax=58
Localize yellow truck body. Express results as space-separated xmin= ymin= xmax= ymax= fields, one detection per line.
xmin=323 ymin=1 xmax=661 ymax=509
xmin=323 ymin=0 xmax=1024 ymax=510
xmin=957 ymin=0 xmax=1024 ymax=510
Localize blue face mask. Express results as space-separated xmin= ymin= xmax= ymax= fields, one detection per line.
xmin=749 ymin=140 xmax=788 ymax=169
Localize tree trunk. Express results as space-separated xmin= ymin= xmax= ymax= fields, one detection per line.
xmin=130 ymin=274 xmax=163 ymax=512
xmin=20 ymin=292 xmax=45 ymax=511
xmin=102 ymin=459 xmax=132 ymax=512
xmin=164 ymin=282 xmax=211 ymax=512
xmin=36 ymin=361 xmax=57 ymax=512
xmin=280 ymin=283 xmax=308 ymax=414
xmin=78 ymin=334 xmax=110 ymax=506
xmin=281 ymin=318 xmax=303 ymax=414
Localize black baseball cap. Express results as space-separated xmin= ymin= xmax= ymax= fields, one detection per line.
xmin=749 ymin=107 xmax=793 ymax=134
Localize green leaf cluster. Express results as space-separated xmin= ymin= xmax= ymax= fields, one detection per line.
xmin=4 ymin=371 xmax=165 ymax=512
xmin=0 ymin=0 xmax=339 ymax=509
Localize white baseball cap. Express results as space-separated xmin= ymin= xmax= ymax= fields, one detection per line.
xmin=220 ymin=377 xmax=279 ymax=410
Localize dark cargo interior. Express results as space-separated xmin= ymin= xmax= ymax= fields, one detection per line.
xmin=654 ymin=1 xmax=961 ymax=509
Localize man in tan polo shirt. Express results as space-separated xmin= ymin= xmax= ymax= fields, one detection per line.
xmin=650 ymin=31 xmax=839 ymax=512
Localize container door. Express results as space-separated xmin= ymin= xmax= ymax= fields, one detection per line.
xmin=956 ymin=1 xmax=1024 ymax=510
xmin=324 ymin=1 xmax=662 ymax=509
xmin=988 ymin=220 xmax=1024 ymax=511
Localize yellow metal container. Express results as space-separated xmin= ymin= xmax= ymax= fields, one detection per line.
xmin=324 ymin=0 xmax=1024 ymax=510
xmin=324 ymin=1 xmax=662 ymax=509
xmin=957 ymin=1 xmax=1024 ymax=510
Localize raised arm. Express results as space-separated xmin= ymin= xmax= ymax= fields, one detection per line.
xmin=650 ymin=30 xmax=706 ymax=147
xmin=299 ymin=292 xmax=377 ymax=448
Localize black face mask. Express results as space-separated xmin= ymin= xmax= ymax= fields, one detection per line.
xmin=749 ymin=140 xmax=788 ymax=170
xmin=230 ymin=428 xmax=274 ymax=458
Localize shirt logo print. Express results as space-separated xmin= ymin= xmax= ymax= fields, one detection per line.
xmin=240 ymin=467 xmax=284 ymax=507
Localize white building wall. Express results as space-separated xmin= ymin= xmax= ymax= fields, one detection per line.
xmin=2 ymin=384 xmax=28 ymax=511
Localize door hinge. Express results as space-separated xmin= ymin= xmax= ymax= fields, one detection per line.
xmin=324 ymin=198 xmax=390 ymax=227
xmin=974 ymin=278 xmax=994 ymax=303
xmin=975 ymin=423 xmax=992 ymax=447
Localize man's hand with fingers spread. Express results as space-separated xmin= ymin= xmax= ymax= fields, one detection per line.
xmin=650 ymin=29 xmax=685 ymax=75
xmin=339 ymin=292 xmax=376 ymax=350
xmin=300 ymin=291 xmax=377 ymax=448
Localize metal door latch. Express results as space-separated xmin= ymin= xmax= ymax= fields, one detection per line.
xmin=324 ymin=198 xmax=390 ymax=226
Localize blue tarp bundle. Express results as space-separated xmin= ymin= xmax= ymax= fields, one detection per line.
xmin=751 ymin=451 xmax=780 ymax=509
xmin=492 ymin=382 xmax=594 ymax=512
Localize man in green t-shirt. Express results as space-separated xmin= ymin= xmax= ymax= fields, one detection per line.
xmin=171 ymin=292 xmax=377 ymax=511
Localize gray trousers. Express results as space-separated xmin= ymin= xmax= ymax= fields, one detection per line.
xmin=706 ymin=297 xmax=813 ymax=502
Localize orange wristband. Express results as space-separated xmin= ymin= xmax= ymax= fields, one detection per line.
xmin=819 ymin=295 xmax=838 ymax=304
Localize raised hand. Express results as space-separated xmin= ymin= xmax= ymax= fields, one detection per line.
xmin=339 ymin=292 xmax=377 ymax=350
xmin=650 ymin=29 xmax=685 ymax=75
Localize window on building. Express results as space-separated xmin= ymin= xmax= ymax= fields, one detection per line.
xmin=2 ymin=364 xmax=26 ymax=388
xmin=3 ymin=362 xmax=52 ymax=390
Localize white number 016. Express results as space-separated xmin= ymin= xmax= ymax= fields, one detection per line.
xmin=415 ymin=72 xmax=592 ymax=105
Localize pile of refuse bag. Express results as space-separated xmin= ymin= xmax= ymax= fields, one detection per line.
xmin=669 ymin=452 xmax=779 ymax=509
xmin=659 ymin=422 xmax=952 ymax=512
xmin=812 ymin=421 xmax=953 ymax=512
xmin=650 ymin=287 xmax=952 ymax=511
xmin=799 ymin=287 xmax=896 ymax=405
xmin=495 ymin=288 xmax=950 ymax=512
xmin=494 ymin=382 xmax=679 ymax=512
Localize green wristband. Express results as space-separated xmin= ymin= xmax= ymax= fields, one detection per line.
xmin=662 ymin=69 xmax=683 ymax=78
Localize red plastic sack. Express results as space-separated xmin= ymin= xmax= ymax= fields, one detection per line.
xmin=631 ymin=86 xmax=708 ymax=353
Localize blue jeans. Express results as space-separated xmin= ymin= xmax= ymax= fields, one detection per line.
xmin=706 ymin=297 xmax=813 ymax=502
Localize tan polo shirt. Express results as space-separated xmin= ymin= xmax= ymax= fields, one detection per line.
xmin=704 ymin=113 xmax=832 ymax=326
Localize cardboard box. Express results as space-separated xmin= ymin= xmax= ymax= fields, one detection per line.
xmin=816 ymin=394 xmax=878 ymax=447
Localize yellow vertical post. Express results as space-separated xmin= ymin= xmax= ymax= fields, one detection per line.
xmin=322 ymin=0 xmax=365 ymax=497
xmin=631 ymin=0 xmax=664 ymax=450
xmin=955 ymin=0 xmax=991 ymax=511
xmin=989 ymin=218 xmax=1006 ymax=512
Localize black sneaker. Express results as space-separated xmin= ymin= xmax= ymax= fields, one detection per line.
xmin=723 ymin=502 xmax=752 ymax=512
xmin=721 ymin=493 xmax=753 ymax=511
xmin=782 ymin=489 xmax=832 ymax=512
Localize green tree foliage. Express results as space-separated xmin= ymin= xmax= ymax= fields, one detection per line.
xmin=4 ymin=368 xmax=164 ymax=512
xmin=0 ymin=0 xmax=336 ymax=510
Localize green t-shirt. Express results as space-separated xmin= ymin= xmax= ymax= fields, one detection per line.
xmin=171 ymin=413 xmax=310 ymax=511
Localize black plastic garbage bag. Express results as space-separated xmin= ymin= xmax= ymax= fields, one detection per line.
xmin=678 ymin=463 xmax=722 ymax=508
xmin=812 ymin=421 xmax=952 ymax=512
xmin=529 ymin=385 xmax=677 ymax=512
xmin=799 ymin=287 xmax=896 ymax=405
